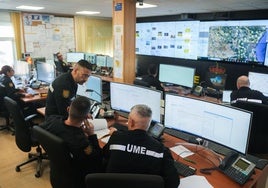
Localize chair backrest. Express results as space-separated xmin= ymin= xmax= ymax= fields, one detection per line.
xmin=133 ymin=78 xmax=151 ymax=88
xmin=32 ymin=126 xmax=75 ymax=188
xmin=0 ymin=84 xmax=9 ymax=118
xmin=85 ymin=173 xmax=165 ymax=188
xmin=231 ymin=100 xmax=268 ymax=154
xmin=4 ymin=96 xmax=32 ymax=152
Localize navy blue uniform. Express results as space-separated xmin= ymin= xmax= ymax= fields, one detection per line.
xmin=0 ymin=75 xmax=24 ymax=100
xmin=40 ymin=115 xmax=102 ymax=188
xmin=103 ymin=129 xmax=179 ymax=188
xmin=231 ymin=86 xmax=268 ymax=104
xmin=45 ymin=72 xmax=77 ymax=118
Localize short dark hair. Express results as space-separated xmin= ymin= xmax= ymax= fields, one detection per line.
xmin=77 ymin=59 xmax=92 ymax=71
xmin=148 ymin=64 xmax=158 ymax=75
xmin=69 ymin=96 xmax=91 ymax=120
xmin=0 ymin=65 xmax=13 ymax=76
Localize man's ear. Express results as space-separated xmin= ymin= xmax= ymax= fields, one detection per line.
xmin=67 ymin=106 xmax=70 ymax=113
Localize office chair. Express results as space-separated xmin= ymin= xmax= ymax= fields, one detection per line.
xmin=3 ymin=96 xmax=48 ymax=178
xmin=85 ymin=173 xmax=165 ymax=188
xmin=32 ymin=126 xmax=78 ymax=188
xmin=231 ymin=100 xmax=268 ymax=154
xmin=133 ymin=78 xmax=151 ymax=88
xmin=0 ymin=84 xmax=13 ymax=133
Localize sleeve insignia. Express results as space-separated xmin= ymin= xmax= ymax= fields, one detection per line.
xmin=9 ymin=82 xmax=13 ymax=87
xmin=84 ymin=145 xmax=92 ymax=155
xmin=62 ymin=90 xmax=70 ymax=98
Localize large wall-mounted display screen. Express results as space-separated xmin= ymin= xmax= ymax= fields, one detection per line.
xmin=136 ymin=20 xmax=268 ymax=66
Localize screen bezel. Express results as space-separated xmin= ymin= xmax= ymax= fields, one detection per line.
xmin=110 ymin=82 xmax=163 ymax=123
xmin=159 ymin=64 xmax=196 ymax=89
xmin=164 ymin=93 xmax=253 ymax=154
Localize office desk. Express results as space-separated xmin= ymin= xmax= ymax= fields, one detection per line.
xmin=163 ymin=133 xmax=268 ymax=188
xmin=20 ymin=88 xmax=48 ymax=103
xmin=102 ymin=116 xmax=268 ymax=188
xmin=37 ymin=107 xmax=46 ymax=116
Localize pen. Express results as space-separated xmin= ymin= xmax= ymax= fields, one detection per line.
xmin=183 ymin=157 xmax=196 ymax=164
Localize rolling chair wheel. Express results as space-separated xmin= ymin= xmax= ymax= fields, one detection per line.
xmin=15 ymin=166 xmax=21 ymax=172
xmin=35 ymin=172 xmax=41 ymax=178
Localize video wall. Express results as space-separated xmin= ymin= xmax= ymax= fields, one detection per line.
xmin=136 ymin=20 xmax=268 ymax=66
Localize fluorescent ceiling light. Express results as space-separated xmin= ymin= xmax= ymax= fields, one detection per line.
xmin=16 ymin=5 xmax=44 ymax=10
xmin=76 ymin=11 xmax=100 ymax=15
xmin=136 ymin=3 xmax=157 ymax=9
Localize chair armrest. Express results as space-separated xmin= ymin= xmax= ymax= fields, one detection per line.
xmin=25 ymin=114 xmax=38 ymax=122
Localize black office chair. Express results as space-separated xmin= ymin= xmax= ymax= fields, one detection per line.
xmin=4 ymin=96 xmax=48 ymax=177
xmin=85 ymin=173 xmax=165 ymax=188
xmin=133 ymin=78 xmax=151 ymax=88
xmin=32 ymin=126 xmax=78 ymax=188
xmin=231 ymin=100 xmax=268 ymax=154
xmin=0 ymin=84 xmax=12 ymax=132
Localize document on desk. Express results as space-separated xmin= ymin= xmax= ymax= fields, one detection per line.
xmin=178 ymin=175 xmax=213 ymax=188
xmin=88 ymin=119 xmax=110 ymax=139
xmin=170 ymin=145 xmax=194 ymax=158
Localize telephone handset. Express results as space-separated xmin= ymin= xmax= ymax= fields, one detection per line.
xmin=219 ymin=151 xmax=256 ymax=185
xmin=90 ymin=101 xmax=100 ymax=119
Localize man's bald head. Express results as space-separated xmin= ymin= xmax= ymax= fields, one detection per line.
xmin=237 ymin=75 xmax=250 ymax=89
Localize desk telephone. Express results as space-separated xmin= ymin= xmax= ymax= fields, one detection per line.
xmin=90 ymin=101 xmax=100 ymax=119
xmin=219 ymin=151 xmax=255 ymax=185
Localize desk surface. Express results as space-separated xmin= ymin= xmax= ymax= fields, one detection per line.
xmin=20 ymin=88 xmax=48 ymax=103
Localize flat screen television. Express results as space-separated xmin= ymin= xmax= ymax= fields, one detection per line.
xmin=76 ymin=75 xmax=102 ymax=103
xmin=248 ymin=71 xmax=268 ymax=97
xmin=159 ymin=64 xmax=195 ymax=89
xmin=164 ymin=93 xmax=253 ymax=154
xmin=204 ymin=72 xmax=227 ymax=91
xmin=66 ymin=52 xmax=84 ymax=63
xmin=110 ymin=82 xmax=162 ymax=123
xmin=35 ymin=61 xmax=55 ymax=84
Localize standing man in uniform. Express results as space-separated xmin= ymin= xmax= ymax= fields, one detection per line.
xmin=45 ymin=59 xmax=92 ymax=119
xmin=102 ymin=104 xmax=180 ymax=188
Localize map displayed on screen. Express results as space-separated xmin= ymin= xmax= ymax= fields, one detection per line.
xmin=136 ymin=20 xmax=268 ymax=65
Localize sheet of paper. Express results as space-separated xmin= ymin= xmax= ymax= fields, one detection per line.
xmin=88 ymin=119 xmax=109 ymax=139
xmin=179 ymin=175 xmax=213 ymax=188
xmin=170 ymin=145 xmax=194 ymax=158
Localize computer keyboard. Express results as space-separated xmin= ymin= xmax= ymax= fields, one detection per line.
xmin=207 ymin=142 xmax=232 ymax=156
xmin=174 ymin=161 xmax=196 ymax=177
xmin=164 ymin=128 xmax=191 ymax=141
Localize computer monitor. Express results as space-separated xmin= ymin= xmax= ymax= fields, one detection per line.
xmin=159 ymin=64 xmax=195 ymax=89
xmin=35 ymin=61 xmax=55 ymax=84
xmin=85 ymin=53 xmax=97 ymax=64
xmin=110 ymin=82 xmax=162 ymax=123
xmin=248 ymin=71 xmax=268 ymax=97
xmin=66 ymin=52 xmax=85 ymax=63
xmin=76 ymin=75 xmax=102 ymax=103
xmin=96 ymin=55 xmax=107 ymax=67
xmin=106 ymin=56 xmax=113 ymax=67
xmin=164 ymin=93 xmax=252 ymax=154
xmin=205 ymin=72 xmax=227 ymax=91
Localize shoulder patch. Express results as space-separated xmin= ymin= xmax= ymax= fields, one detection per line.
xmin=84 ymin=145 xmax=92 ymax=155
xmin=9 ymin=82 xmax=13 ymax=87
xmin=62 ymin=90 xmax=70 ymax=98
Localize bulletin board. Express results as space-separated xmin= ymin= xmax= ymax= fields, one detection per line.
xmin=22 ymin=13 xmax=75 ymax=61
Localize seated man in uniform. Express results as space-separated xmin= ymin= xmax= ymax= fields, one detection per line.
xmin=102 ymin=104 xmax=180 ymax=188
xmin=231 ymin=75 xmax=268 ymax=104
xmin=40 ymin=96 xmax=103 ymax=188
xmin=45 ymin=59 xmax=92 ymax=119
xmin=54 ymin=52 xmax=71 ymax=73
